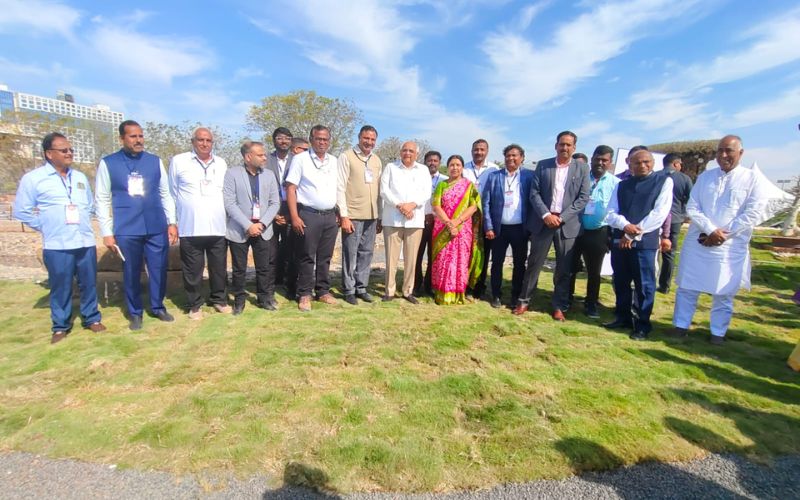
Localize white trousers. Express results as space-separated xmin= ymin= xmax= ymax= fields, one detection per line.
xmin=673 ymin=287 xmax=735 ymax=337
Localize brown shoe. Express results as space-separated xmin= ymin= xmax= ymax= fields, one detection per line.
xmin=298 ymin=295 xmax=312 ymax=312
xmin=213 ymin=303 xmax=233 ymax=314
xmin=552 ymin=309 xmax=566 ymax=322
xmin=87 ymin=322 xmax=107 ymax=333
xmin=512 ymin=304 xmax=528 ymax=315
xmin=51 ymin=331 xmax=67 ymax=344
xmin=317 ymin=293 xmax=337 ymax=305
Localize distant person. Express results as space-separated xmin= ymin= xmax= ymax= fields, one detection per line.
xmin=264 ymin=127 xmax=293 ymax=290
xmin=657 ymin=153 xmax=694 ymax=294
xmin=14 ymin=132 xmax=106 ymax=344
xmin=568 ymin=145 xmax=619 ymax=318
xmin=604 ymin=149 xmax=673 ymax=340
xmin=514 ymin=131 xmax=591 ymax=321
xmin=285 ymin=125 xmax=339 ymax=312
xmin=337 ymin=125 xmax=383 ymax=304
xmin=223 ymin=141 xmax=280 ymax=314
xmin=482 ymin=144 xmax=533 ymax=308
xmin=462 ymin=139 xmax=500 ymax=299
xmin=671 ymin=135 xmax=769 ymax=345
xmin=380 ymin=141 xmax=431 ymax=304
xmin=290 ymin=137 xmax=309 ymax=155
xmin=95 ymin=120 xmax=177 ymax=331
xmin=430 ymin=154 xmax=483 ymax=304
xmin=168 ymin=127 xmax=230 ymax=320
xmin=413 ymin=150 xmax=446 ymax=296
xmin=572 ymin=152 xmax=588 ymax=164
xmin=280 ymin=137 xmax=309 ymax=297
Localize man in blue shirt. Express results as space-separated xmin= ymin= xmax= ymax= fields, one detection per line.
xmin=568 ymin=145 xmax=619 ymax=318
xmin=14 ymin=132 xmax=106 ymax=344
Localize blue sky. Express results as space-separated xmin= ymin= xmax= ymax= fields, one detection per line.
xmin=1 ymin=0 xmax=798 ymax=183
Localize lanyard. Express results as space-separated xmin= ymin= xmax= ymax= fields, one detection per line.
xmin=250 ymin=169 xmax=260 ymax=202
xmin=308 ymin=150 xmax=326 ymax=169
xmin=353 ymin=148 xmax=371 ymax=167
xmin=505 ymin=172 xmax=518 ymax=191
xmin=59 ymin=169 xmax=73 ymax=203
xmin=194 ymin=155 xmax=214 ymax=179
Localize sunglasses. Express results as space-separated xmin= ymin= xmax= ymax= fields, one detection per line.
xmin=48 ymin=148 xmax=74 ymax=154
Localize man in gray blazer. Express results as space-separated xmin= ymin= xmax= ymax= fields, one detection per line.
xmin=514 ymin=131 xmax=590 ymax=321
xmin=223 ymin=141 xmax=281 ymax=314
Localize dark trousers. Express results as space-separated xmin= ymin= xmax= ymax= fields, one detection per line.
xmin=658 ymin=220 xmax=683 ymax=290
xmin=611 ymin=246 xmax=658 ymax=332
xmin=490 ymin=224 xmax=528 ymax=302
xmin=341 ymin=219 xmax=377 ymax=295
xmin=43 ymin=246 xmax=101 ymax=332
xmin=229 ymin=235 xmax=275 ymax=303
xmin=296 ymin=206 xmax=338 ymax=298
xmin=179 ymin=235 xmax=227 ymax=310
xmin=472 ymin=237 xmax=492 ymax=295
xmin=519 ymin=227 xmax=576 ymax=310
xmin=413 ymin=218 xmax=434 ymax=295
xmin=273 ymin=211 xmax=294 ymax=284
xmin=116 ymin=232 xmax=169 ymax=317
xmin=569 ymin=227 xmax=610 ymax=306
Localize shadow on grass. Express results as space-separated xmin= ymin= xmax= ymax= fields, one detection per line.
xmin=261 ymin=462 xmax=339 ymax=499
xmin=641 ymin=349 xmax=800 ymax=405
xmin=554 ymin=437 xmax=747 ymax=499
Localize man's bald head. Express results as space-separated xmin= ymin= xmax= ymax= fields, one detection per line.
xmin=629 ymin=149 xmax=655 ymax=177
xmin=400 ymin=141 xmax=418 ymax=167
xmin=716 ymin=135 xmax=744 ymax=173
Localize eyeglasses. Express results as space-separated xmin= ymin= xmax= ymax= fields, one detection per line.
xmin=193 ymin=138 xmax=213 ymax=143
xmin=48 ymin=148 xmax=74 ymax=154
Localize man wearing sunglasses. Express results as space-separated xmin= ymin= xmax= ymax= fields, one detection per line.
xmin=14 ymin=133 xmax=106 ymax=344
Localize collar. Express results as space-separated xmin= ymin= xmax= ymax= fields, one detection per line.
xmin=44 ymin=162 xmax=70 ymax=176
xmin=192 ymin=149 xmax=215 ymax=165
xmin=555 ymin=158 xmax=571 ymax=168
xmin=122 ymin=149 xmax=142 ymax=159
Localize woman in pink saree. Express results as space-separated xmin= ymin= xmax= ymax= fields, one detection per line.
xmin=431 ymin=155 xmax=484 ymax=305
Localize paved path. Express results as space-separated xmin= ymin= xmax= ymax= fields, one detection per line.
xmin=1 ymin=451 xmax=797 ymax=499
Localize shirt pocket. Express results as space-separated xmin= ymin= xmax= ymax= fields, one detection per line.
xmin=726 ymin=189 xmax=748 ymax=208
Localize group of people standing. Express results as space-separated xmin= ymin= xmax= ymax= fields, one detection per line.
xmin=14 ymin=122 xmax=771 ymax=347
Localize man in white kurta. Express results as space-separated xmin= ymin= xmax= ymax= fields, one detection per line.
xmin=672 ymin=135 xmax=769 ymax=344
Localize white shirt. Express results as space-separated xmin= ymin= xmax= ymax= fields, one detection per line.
xmin=95 ymin=155 xmax=176 ymax=238
xmin=168 ymin=151 xmax=228 ymax=237
xmin=501 ymin=170 xmax=523 ymax=225
xmin=549 ymin=161 xmax=571 ymax=214
xmin=285 ymin=150 xmax=338 ymax=210
xmin=463 ymin=161 xmax=499 ymax=194
xmin=277 ymin=154 xmax=288 ymax=201
xmin=605 ymin=174 xmax=674 ymax=240
xmin=425 ymin=172 xmax=447 ymax=215
xmin=380 ymin=161 xmax=432 ymax=228
xmin=676 ymin=164 xmax=769 ymax=295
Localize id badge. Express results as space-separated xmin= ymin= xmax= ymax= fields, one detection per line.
xmin=504 ymin=190 xmax=515 ymax=208
xmin=251 ymin=202 xmax=261 ymax=221
xmin=584 ymin=200 xmax=596 ymax=215
xmin=127 ymin=173 xmax=144 ymax=196
xmin=200 ymin=179 xmax=212 ymax=197
xmin=65 ymin=204 xmax=80 ymax=224
xmin=364 ymin=167 xmax=374 ymax=184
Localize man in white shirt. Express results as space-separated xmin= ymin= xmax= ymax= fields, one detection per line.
xmin=169 ymin=127 xmax=231 ymax=319
xmin=603 ymin=149 xmax=673 ymax=340
xmin=285 ymin=125 xmax=339 ymax=312
xmin=413 ymin=150 xmax=446 ymax=296
xmin=462 ymin=139 xmax=500 ymax=299
xmin=380 ymin=141 xmax=432 ymax=303
xmin=670 ymin=135 xmax=769 ymax=345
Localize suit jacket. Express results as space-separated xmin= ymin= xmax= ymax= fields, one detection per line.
xmin=223 ymin=165 xmax=280 ymax=243
xmin=527 ymin=157 xmax=590 ymax=238
xmin=482 ymin=168 xmax=534 ymax=236
xmin=265 ymin=151 xmax=293 ymax=216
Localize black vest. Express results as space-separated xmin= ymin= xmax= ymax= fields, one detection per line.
xmin=612 ymin=172 xmax=667 ymax=249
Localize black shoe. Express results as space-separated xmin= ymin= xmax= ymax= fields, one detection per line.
xmin=357 ymin=292 xmax=374 ymax=303
xmin=603 ymin=319 xmax=633 ymax=330
xmin=404 ymin=295 xmax=419 ymax=305
xmin=491 ymin=297 xmax=502 ymax=308
xmin=154 ymin=310 xmax=174 ymax=322
xmin=129 ymin=315 xmax=143 ymax=331
xmin=382 ymin=294 xmax=394 ymax=302
xmin=472 ymin=288 xmax=484 ymax=300
xmin=657 ymin=285 xmax=670 ymax=294
xmin=709 ymin=335 xmax=725 ymax=346
xmin=257 ymin=299 xmax=277 ymax=311
xmin=584 ymin=303 xmax=600 ymax=319
xmin=344 ymin=294 xmax=358 ymax=305
xmin=629 ymin=330 xmax=649 ymax=340
xmin=232 ymin=300 xmax=245 ymax=316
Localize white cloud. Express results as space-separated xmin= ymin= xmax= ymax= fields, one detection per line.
xmin=482 ymin=0 xmax=704 ymax=115
xmin=517 ymin=1 xmax=550 ymax=31
xmin=0 ymin=0 xmax=81 ymax=39
xmin=233 ymin=65 xmax=265 ymax=80
xmin=731 ymin=87 xmax=800 ymax=128
xmin=88 ymin=26 xmax=214 ymax=85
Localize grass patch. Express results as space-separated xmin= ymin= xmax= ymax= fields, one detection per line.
xmin=0 ymin=236 xmax=798 ymax=492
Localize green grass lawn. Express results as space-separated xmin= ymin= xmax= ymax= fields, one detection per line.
xmin=0 ymin=234 xmax=798 ymax=492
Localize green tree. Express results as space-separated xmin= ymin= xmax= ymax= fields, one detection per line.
xmin=246 ymin=90 xmax=363 ymax=153
xmin=373 ymin=136 xmax=432 ymax=163
xmin=142 ymin=121 xmax=241 ymax=167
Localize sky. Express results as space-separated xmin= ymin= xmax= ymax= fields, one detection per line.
xmin=0 ymin=0 xmax=798 ymax=184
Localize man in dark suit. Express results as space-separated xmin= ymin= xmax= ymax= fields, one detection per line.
xmin=264 ymin=127 xmax=293 ymax=289
xmin=482 ymin=144 xmax=533 ymax=308
xmin=514 ymin=131 xmax=590 ymax=320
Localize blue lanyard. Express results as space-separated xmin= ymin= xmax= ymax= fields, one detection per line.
xmin=59 ymin=169 xmax=73 ymax=203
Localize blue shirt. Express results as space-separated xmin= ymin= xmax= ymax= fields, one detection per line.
xmin=13 ymin=163 xmax=96 ymax=250
xmin=581 ymin=171 xmax=619 ymax=230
